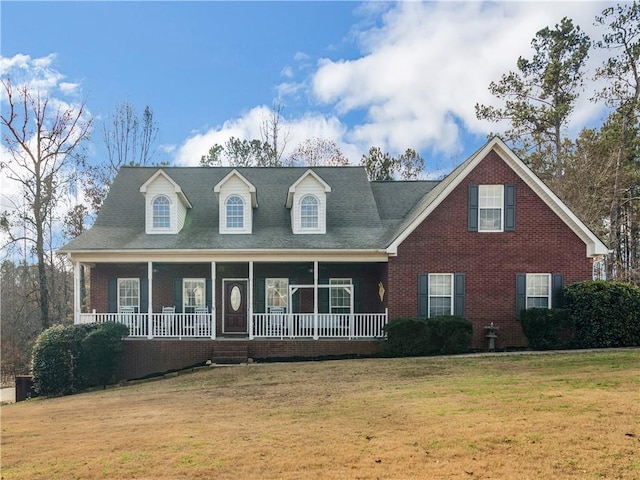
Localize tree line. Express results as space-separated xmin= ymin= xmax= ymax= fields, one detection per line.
xmin=1 ymin=2 xmax=638 ymax=380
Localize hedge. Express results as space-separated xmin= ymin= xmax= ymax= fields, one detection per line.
xmin=32 ymin=322 xmax=129 ymax=396
xmin=382 ymin=316 xmax=473 ymax=357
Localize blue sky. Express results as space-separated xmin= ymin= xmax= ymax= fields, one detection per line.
xmin=1 ymin=1 xmax=616 ymax=184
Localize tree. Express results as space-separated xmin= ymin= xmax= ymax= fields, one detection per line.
xmin=1 ymin=78 xmax=92 ymax=330
xmin=260 ymin=102 xmax=290 ymax=166
xmin=361 ymin=147 xmax=424 ymax=180
xmin=475 ymin=17 xmax=591 ymax=197
xmin=288 ymin=138 xmax=349 ymax=166
xmin=84 ymin=101 xmax=159 ymax=214
xmin=593 ymin=2 xmax=640 ymax=282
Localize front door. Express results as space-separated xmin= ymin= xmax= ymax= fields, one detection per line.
xmin=224 ymin=280 xmax=248 ymax=334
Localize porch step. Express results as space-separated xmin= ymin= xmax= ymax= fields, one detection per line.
xmin=212 ymin=341 xmax=249 ymax=364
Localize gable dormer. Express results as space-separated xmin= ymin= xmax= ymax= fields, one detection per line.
xmin=286 ymin=169 xmax=331 ymax=234
xmin=140 ymin=169 xmax=192 ymax=234
xmin=214 ymin=169 xmax=258 ymax=234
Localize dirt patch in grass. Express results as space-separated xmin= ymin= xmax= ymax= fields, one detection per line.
xmin=2 ymin=350 xmax=639 ymax=479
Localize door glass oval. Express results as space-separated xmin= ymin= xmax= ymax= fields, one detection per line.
xmin=230 ymin=285 xmax=241 ymax=311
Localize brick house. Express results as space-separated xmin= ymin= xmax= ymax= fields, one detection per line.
xmin=60 ymin=137 xmax=607 ymax=379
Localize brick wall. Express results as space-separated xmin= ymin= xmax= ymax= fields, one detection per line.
xmin=388 ymin=150 xmax=594 ymax=350
xmin=118 ymin=339 xmax=381 ymax=380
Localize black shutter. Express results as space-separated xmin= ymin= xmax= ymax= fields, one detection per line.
xmin=505 ymin=185 xmax=516 ymax=231
xmin=353 ymin=278 xmax=362 ymax=313
xmin=319 ymin=278 xmax=329 ymax=314
xmin=454 ymin=273 xmax=465 ymax=317
xmin=515 ymin=274 xmax=526 ymax=320
xmin=107 ymin=278 xmax=117 ymax=313
xmin=206 ymin=278 xmax=213 ymax=311
xmin=255 ymin=278 xmax=265 ymax=313
xmin=418 ymin=274 xmax=429 ymax=319
xmin=290 ymin=278 xmax=299 ymax=313
xmin=140 ymin=278 xmax=148 ymax=313
xmin=552 ymin=274 xmax=564 ymax=308
xmin=468 ymin=185 xmax=479 ymax=232
xmin=173 ymin=278 xmax=183 ymax=313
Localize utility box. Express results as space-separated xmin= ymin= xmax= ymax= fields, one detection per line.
xmin=15 ymin=375 xmax=37 ymax=402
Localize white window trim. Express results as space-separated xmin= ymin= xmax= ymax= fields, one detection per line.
xmin=428 ymin=273 xmax=453 ymax=318
xmin=220 ymin=193 xmax=251 ymax=234
xmin=300 ymin=195 xmax=320 ymax=231
xmin=225 ymin=195 xmax=245 ymax=230
xmin=266 ymin=278 xmax=289 ymax=313
xmin=478 ymin=184 xmax=504 ymax=233
xmin=117 ymin=278 xmax=140 ymax=313
xmin=183 ymin=278 xmax=206 ymax=312
xmin=329 ymin=278 xmax=352 ymax=314
xmin=152 ymin=194 xmax=172 ymax=230
xmin=526 ymin=273 xmax=552 ymax=309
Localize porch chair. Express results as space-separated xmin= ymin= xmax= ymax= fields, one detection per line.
xmin=194 ymin=306 xmax=209 ymax=336
xmin=160 ymin=306 xmax=176 ymax=336
xmin=118 ymin=306 xmax=136 ymax=335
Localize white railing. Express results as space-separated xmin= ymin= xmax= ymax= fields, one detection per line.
xmin=77 ymin=312 xmax=215 ymax=339
xmin=252 ymin=311 xmax=388 ymax=339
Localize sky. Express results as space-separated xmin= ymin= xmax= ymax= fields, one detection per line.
xmin=0 ymin=0 xmax=619 ymax=242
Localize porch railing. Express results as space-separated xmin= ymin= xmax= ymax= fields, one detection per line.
xmin=78 ymin=312 xmax=215 ymax=339
xmin=252 ymin=311 xmax=388 ymax=339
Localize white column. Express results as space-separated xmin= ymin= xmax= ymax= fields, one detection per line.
xmin=147 ymin=261 xmax=153 ymax=338
xmin=248 ymin=261 xmax=254 ymax=340
xmin=73 ymin=261 xmax=81 ymax=324
xmin=313 ymin=261 xmax=319 ymax=340
xmin=211 ymin=261 xmax=216 ymax=339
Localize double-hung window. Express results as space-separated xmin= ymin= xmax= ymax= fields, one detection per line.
xmin=183 ymin=278 xmax=206 ymax=312
xmin=478 ymin=185 xmax=503 ymax=231
xmin=266 ymin=278 xmax=289 ymax=313
xmin=226 ymin=195 xmax=244 ymax=229
xmin=330 ymin=278 xmax=352 ymax=314
xmin=152 ymin=195 xmax=171 ymax=229
xmin=300 ymin=195 xmax=319 ymax=230
xmin=118 ymin=278 xmax=140 ymax=312
xmin=526 ymin=274 xmax=551 ymax=309
xmin=428 ymin=274 xmax=453 ymax=317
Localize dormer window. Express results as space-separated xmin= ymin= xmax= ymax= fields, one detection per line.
xmin=226 ymin=195 xmax=245 ymax=229
xmin=300 ymin=195 xmax=319 ymax=229
xmin=152 ymin=195 xmax=171 ymax=229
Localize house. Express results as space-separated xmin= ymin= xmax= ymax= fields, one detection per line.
xmin=60 ymin=137 xmax=608 ymax=379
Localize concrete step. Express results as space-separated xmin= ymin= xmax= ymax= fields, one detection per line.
xmin=212 ymin=341 xmax=249 ymax=364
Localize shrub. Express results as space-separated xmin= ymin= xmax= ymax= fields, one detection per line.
xmin=382 ymin=316 xmax=472 ymax=357
xmin=564 ymin=281 xmax=640 ymax=348
xmin=32 ymin=322 xmax=128 ymax=396
xmin=520 ymin=308 xmax=572 ymax=350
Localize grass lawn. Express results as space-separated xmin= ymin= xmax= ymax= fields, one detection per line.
xmin=1 ymin=349 xmax=639 ymax=479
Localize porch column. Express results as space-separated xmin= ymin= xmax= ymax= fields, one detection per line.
xmin=248 ymin=261 xmax=254 ymax=340
xmin=211 ymin=261 xmax=216 ymax=339
xmin=73 ymin=261 xmax=81 ymax=324
xmin=147 ymin=262 xmax=153 ymax=339
xmin=313 ymin=261 xmax=319 ymax=340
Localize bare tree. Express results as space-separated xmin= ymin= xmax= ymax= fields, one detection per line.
xmin=0 ymin=77 xmax=92 ymax=329
xmin=289 ymin=138 xmax=349 ymax=166
xmin=260 ymin=102 xmax=291 ymax=166
xmin=84 ymin=101 xmax=159 ymax=213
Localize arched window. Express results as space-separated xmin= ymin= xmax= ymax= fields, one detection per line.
xmin=300 ymin=195 xmax=318 ymax=229
xmin=153 ymin=195 xmax=171 ymax=228
xmin=226 ymin=195 xmax=244 ymax=229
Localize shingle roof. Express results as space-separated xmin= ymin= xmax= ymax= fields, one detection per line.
xmin=61 ymin=166 xmax=419 ymax=252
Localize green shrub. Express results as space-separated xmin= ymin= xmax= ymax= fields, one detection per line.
xmin=520 ymin=308 xmax=572 ymax=350
xmin=382 ymin=316 xmax=473 ymax=357
xmin=32 ymin=322 xmax=128 ymax=396
xmin=564 ymin=281 xmax=640 ymax=348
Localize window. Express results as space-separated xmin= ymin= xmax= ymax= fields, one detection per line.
xmin=330 ymin=278 xmax=352 ymax=314
xmin=266 ymin=278 xmax=288 ymax=313
xmin=479 ymin=185 xmax=503 ymax=231
xmin=118 ymin=278 xmax=140 ymax=312
xmin=526 ymin=274 xmax=551 ymax=309
xmin=183 ymin=279 xmax=206 ymax=311
xmin=226 ymin=195 xmax=244 ymax=229
xmin=152 ymin=195 xmax=171 ymax=228
xmin=300 ymin=195 xmax=319 ymax=229
xmin=428 ymin=274 xmax=453 ymax=317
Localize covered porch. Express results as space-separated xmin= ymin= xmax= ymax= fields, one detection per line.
xmin=72 ymin=255 xmax=389 ymax=341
